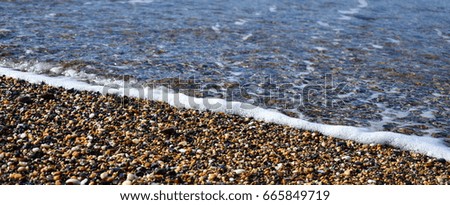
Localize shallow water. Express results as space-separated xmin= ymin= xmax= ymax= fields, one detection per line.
xmin=0 ymin=0 xmax=449 ymax=138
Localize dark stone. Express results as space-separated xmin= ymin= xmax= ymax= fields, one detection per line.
xmin=161 ymin=126 xmax=177 ymax=136
xmin=336 ymin=141 xmax=346 ymax=147
xmin=40 ymin=92 xmax=55 ymax=100
xmin=30 ymin=151 xmax=44 ymax=159
xmin=155 ymin=168 xmax=167 ymax=175
xmin=435 ymin=158 xmax=446 ymax=164
xmin=150 ymin=163 xmax=160 ymax=169
xmin=17 ymin=95 xmax=33 ymax=104
xmin=167 ymin=170 xmax=177 ymax=177
xmin=136 ymin=167 xmax=147 ymax=177
xmin=354 ymin=161 xmax=363 ymax=166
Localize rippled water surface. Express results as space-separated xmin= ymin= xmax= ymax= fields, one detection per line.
xmin=1 ymin=0 xmax=449 ymax=137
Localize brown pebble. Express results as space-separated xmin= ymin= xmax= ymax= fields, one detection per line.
xmin=9 ymin=173 xmax=22 ymax=180
xmin=17 ymin=96 xmax=33 ymax=104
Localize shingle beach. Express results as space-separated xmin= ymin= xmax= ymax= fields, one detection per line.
xmin=0 ymin=76 xmax=448 ymax=185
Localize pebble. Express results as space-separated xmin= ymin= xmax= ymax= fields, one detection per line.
xmin=343 ymin=170 xmax=351 ymax=176
xmin=40 ymin=92 xmax=55 ymax=100
xmin=81 ymin=178 xmax=88 ymax=185
xmin=122 ymin=180 xmax=132 ymax=185
xmin=66 ymin=179 xmax=81 ymax=185
xmin=126 ymin=173 xmax=136 ymax=181
xmin=161 ymin=127 xmax=177 ymax=135
xmin=342 ymin=156 xmax=351 ymax=161
xmin=9 ymin=173 xmax=22 ymax=180
xmin=17 ymin=96 xmax=33 ymax=104
xmin=233 ymin=169 xmax=245 ymax=174
xmin=32 ymin=147 xmax=40 ymax=153
xmin=100 ymin=172 xmax=109 ymax=180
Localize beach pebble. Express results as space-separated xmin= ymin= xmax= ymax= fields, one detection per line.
xmin=126 ymin=173 xmax=136 ymax=181
xmin=342 ymin=156 xmax=351 ymax=161
xmin=10 ymin=173 xmax=22 ymax=180
xmin=66 ymin=179 xmax=81 ymax=185
xmin=233 ymin=169 xmax=245 ymax=174
xmin=80 ymin=178 xmax=88 ymax=185
xmin=100 ymin=172 xmax=109 ymax=180
xmin=275 ymin=163 xmax=283 ymax=170
xmin=40 ymin=92 xmax=55 ymax=100
xmin=367 ymin=179 xmax=376 ymax=184
xmin=32 ymin=147 xmax=40 ymax=153
xmin=343 ymin=170 xmax=351 ymax=176
xmin=161 ymin=127 xmax=177 ymax=135
xmin=122 ymin=180 xmax=132 ymax=185
xmin=17 ymin=96 xmax=33 ymax=104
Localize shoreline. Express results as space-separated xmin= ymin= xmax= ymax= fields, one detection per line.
xmin=0 ymin=75 xmax=448 ymax=185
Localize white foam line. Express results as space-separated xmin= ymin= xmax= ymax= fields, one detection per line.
xmin=1 ymin=67 xmax=449 ymax=161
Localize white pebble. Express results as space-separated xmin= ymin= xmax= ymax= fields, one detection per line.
xmin=178 ymin=149 xmax=186 ymax=153
xmin=127 ymin=173 xmax=136 ymax=181
xmin=19 ymin=133 xmax=27 ymax=139
xmin=80 ymin=178 xmax=88 ymax=185
xmin=368 ymin=179 xmax=376 ymax=184
xmin=196 ymin=149 xmax=203 ymax=154
xmin=275 ymin=163 xmax=283 ymax=170
xmin=100 ymin=172 xmax=109 ymax=180
xmin=66 ymin=179 xmax=81 ymax=185
xmin=32 ymin=147 xmax=40 ymax=153
xmin=89 ymin=113 xmax=96 ymax=118
xmin=122 ymin=180 xmax=132 ymax=185
xmin=18 ymin=162 xmax=28 ymax=166
xmin=0 ymin=153 xmax=4 ymax=160
xmin=41 ymin=144 xmax=51 ymax=148
xmin=229 ymin=178 xmax=235 ymax=182
xmin=132 ymin=139 xmax=140 ymax=144
xmin=233 ymin=169 xmax=245 ymax=174
xmin=342 ymin=156 xmax=351 ymax=161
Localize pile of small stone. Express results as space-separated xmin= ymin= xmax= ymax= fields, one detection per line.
xmin=0 ymin=76 xmax=448 ymax=185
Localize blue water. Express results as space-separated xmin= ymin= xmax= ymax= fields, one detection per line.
xmin=0 ymin=0 xmax=449 ymax=138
